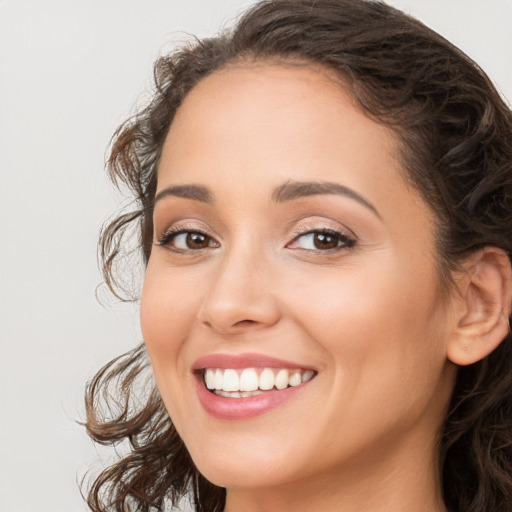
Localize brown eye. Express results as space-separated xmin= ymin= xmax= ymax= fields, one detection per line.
xmin=186 ymin=232 xmax=210 ymax=249
xmin=287 ymin=229 xmax=356 ymax=252
xmin=157 ymin=230 xmax=219 ymax=251
xmin=312 ymin=232 xmax=339 ymax=250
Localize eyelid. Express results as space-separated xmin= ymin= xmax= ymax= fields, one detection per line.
xmin=156 ymin=222 xmax=220 ymax=251
xmin=155 ymin=219 xmax=216 ymax=241
xmin=288 ymin=219 xmax=356 ymax=240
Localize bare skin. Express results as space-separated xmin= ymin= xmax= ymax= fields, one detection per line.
xmin=139 ymin=62 xmax=490 ymax=511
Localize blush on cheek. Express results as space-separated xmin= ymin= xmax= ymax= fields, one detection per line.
xmin=141 ymin=273 xmax=177 ymax=340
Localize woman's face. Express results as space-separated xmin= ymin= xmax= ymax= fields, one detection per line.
xmin=141 ymin=63 xmax=457 ymax=490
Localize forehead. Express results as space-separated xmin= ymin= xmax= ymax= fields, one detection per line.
xmin=156 ymin=62 xmax=437 ymax=235
xmin=159 ymin=63 xmax=402 ymax=192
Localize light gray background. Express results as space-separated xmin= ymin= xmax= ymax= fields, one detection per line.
xmin=1 ymin=1 xmax=511 ymax=511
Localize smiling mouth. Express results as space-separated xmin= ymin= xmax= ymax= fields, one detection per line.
xmin=203 ymin=367 xmax=316 ymax=398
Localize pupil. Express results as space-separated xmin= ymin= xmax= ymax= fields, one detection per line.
xmin=187 ymin=232 xmax=208 ymax=248
xmin=314 ymin=233 xmax=337 ymax=249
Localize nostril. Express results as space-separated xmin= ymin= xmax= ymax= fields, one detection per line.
xmin=234 ymin=319 xmax=258 ymax=327
xmin=201 ymin=319 xmax=256 ymax=327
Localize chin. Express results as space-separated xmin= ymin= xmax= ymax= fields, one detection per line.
xmin=181 ymin=428 xmax=309 ymax=489
xmin=193 ymin=455 xmax=296 ymax=490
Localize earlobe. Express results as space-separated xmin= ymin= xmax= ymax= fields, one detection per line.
xmin=447 ymin=247 xmax=512 ymax=366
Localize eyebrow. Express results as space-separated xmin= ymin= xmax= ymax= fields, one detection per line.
xmin=272 ymin=181 xmax=381 ymax=218
xmin=154 ymin=180 xmax=380 ymax=218
xmin=154 ymin=184 xmax=212 ymax=204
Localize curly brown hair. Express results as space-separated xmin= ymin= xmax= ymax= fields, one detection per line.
xmin=84 ymin=1 xmax=512 ymax=511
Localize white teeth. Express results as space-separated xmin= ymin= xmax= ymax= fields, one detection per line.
xmin=275 ymin=369 xmax=289 ymax=390
xmin=289 ymin=370 xmax=302 ymax=387
xmin=259 ymin=368 xmax=275 ymax=390
xmin=217 ymin=390 xmax=241 ymax=398
xmin=239 ymin=368 xmax=259 ymax=391
xmin=214 ymin=369 xmax=223 ymax=390
xmin=302 ymin=370 xmax=314 ymax=383
xmin=204 ymin=367 xmax=316 ymax=394
xmin=205 ymin=369 xmax=215 ymax=390
xmin=223 ymin=369 xmax=239 ymax=391
xmin=217 ymin=389 xmax=263 ymax=398
xmin=240 ymin=390 xmax=263 ymax=397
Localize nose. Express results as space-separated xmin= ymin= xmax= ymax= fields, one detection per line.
xmin=197 ymin=243 xmax=281 ymax=335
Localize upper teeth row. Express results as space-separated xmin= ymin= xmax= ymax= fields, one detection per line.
xmin=204 ymin=367 xmax=315 ymax=392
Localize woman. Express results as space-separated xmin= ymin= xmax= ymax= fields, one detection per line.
xmin=84 ymin=1 xmax=512 ymax=511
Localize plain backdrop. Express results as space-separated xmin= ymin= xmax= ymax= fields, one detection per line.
xmin=1 ymin=1 xmax=511 ymax=511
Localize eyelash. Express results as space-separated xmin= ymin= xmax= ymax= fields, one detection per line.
xmin=157 ymin=226 xmax=356 ymax=253
xmin=157 ymin=227 xmax=219 ymax=253
xmin=287 ymin=226 xmax=356 ymax=252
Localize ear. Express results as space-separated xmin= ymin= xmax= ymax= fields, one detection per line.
xmin=447 ymin=247 xmax=512 ymax=366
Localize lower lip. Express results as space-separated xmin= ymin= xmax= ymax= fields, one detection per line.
xmin=195 ymin=375 xmax=311 ymax=420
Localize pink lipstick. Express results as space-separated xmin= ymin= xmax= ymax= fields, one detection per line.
xmin=193 ymin=353 xmax=316 ymax=420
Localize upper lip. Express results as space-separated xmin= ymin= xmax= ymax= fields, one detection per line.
xmin=192 ymin=352 xmax=316 ymax=371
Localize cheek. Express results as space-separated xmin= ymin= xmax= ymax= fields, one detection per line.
xmin=140 ymin=262 xmax=198 ymax=378
xmin=284 ymin=256 xmax=448 ymax=391
xmin=140 ymin=263 xmax=203 ymax=433
xmin=284 ymin=260 xmax=452 ymax=455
